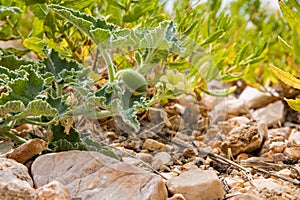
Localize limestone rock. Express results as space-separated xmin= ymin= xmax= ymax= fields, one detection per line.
xmin=0 ymin=158 xmax=37 ymax=200
xmin=239 ymin=86 xmax=276 ymax=109
xmin=142 ymin=139 xmax=166 ymax=151
xmin=154 ymin=152 xmax=173 ymax=166
xmin=288 ymin=129 xmax=300 ymax=146
xmin=209 ymin=98 xmax=249 ymax=124
xmin=7 ymin=138 xmax=47 ymax=164
xmin=284 ymin=147 xmax=300 ymax=159
xmin=167 ymin=169 xmax=225 ymax=200
xmin=253 ymin=178 xmax=294 ymax=199
xmin=221 ymin=122 xmax=267 ymax=156
xmin=251 ymin=101 xmax=285 ymax=127
xmin=135 ymin=153 xmax=154 ymax=164
xmin=224 ymin=177 xmax=244 ymax=189
xmin=31 ymin=150 xmax=167 ymax=200
xmin=36 ymin=180 xmax=70 ymax=200
xmin=260 ymin=127 xmax=291 ymax=156
xmin=168 ymin=193 xmax=186 ymax=200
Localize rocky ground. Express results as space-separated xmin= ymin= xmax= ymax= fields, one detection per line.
xmin=0 ymin=84 xmax=300 ymax=200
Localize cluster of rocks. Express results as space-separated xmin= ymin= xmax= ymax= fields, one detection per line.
xmin=0 ymin=86 xmax=300 ymax=199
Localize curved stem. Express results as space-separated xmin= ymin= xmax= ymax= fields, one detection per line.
xmin=2 ymin=131 xmax=27 ymax=144
xmin=97 ymin=45 xmax=115 ymax=82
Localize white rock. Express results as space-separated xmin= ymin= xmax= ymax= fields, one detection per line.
xmin=227 ymin=116 xmax=250 ymax=126
xmin=251 ymin=101 xmax=285 ymax=127
xmin=239 ymin=86 xmax=276 ymax=109
xmin=135 ymin=153 xmax=154 ymax=164
xmin=275 ymin=169 xmax=292 ymax=178
xmin=209 ymin=98 xmax=248 ymax=124
xmin=31 ymin=150 xmax=167 ymax=200
xmin=154 ymin=152 xmax=173 ymax=166
xmin=224 ymin=177 xmax=244 ymax=189
xmin=0 ymin=158 xmax=37 ymax=199
xmin=288 ymin=129 xmax=300 ymax=146
xmin=167 ymin=169 xmax=225 ymax=200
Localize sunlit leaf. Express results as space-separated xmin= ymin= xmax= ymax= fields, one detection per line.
xmin=285 ymin=98 xmax=300 ymax=111
xmin=270 ymin=64 xmax=300 ymax=89
xmin=25 ymin=99 xmax=57 ymax=117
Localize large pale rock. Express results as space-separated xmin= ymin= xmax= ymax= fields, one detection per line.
xmin=167 ymin=169 xmax=225 ymax=200
xmin=251 ymin=101 xmax=285 ymax=127
xmin=221 ymin=122 xmax=267 ymax=156
xmin=0 ymin=158 xmax=37 ymax=200
xmin=31 ymin=150 xmax=167 ymax=200
xmin=239 ymin=86 xmax=276 ymax=109
xmin=209 ymin=98 xmax=248 ymax=124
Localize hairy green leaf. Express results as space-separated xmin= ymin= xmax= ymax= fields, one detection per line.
xmin=48 ymin=122 xmax=86 ymax=152
xmin=0 ymin=100 xmax=25 ymax=115
xmin=0 ymin=65 xmax=44 ymax=106
xmin=25 ymin=99 xmax=57 ymax=117
xmin=82 ymin=137 xmax=119 ymax=160
xmin=46 ymin=95 xmax=71 ymax=120
xmin=0 ymin=50 xmax=34 ymax=70
xmin=40 ymin=49 xmax=83 ymax=83
xmin=49 ymin=4 xmax=115 ymax=45
xmin=0 ymin=6 xmax=21 ymax=20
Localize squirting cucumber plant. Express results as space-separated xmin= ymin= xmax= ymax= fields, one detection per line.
xmin=0 ymin=0 xmax=299 ymax=156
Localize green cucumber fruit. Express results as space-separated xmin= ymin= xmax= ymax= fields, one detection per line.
xmin=120 ymin=69 xmax=147 ymax=93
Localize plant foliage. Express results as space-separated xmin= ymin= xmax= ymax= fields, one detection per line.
xmin=0 ymin=0 xmax=299 ymax=156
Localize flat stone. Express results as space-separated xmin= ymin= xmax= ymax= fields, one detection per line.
xmin=135 ymin=153 xmax=154 ymax=164
xmin=167 ymin=169 xmax=225 ymax=200
xmin=224 ymin=177 xmax=244 ymax=189
xmin=239 ymin=86 xmax=276 ymax=109
xmin=154 ymin=152 xmax=173 ymax=166
xmin=0 ymin=158 xmax=37 ymax=200
xmin=227 ymin=116 xmax=250 ymax=126
xmin=284 ymin=147 xmax=300 ymax=159
xmin=142 ymin=139 xmax=166 ymax=151
xmin=31 ymin=150 xmax=167 ymax=200
xmin=221 ymin=122 xmax=267 ymax=156
xmin=288 ymin=129 xmax=300 ymax=146
xmin=209 ymin=98 xmax=249 ymax=124
xmin=36 ymin=180 xmax=70 ymax=200
xmin=251 ymin=101 xmax=285 ymax=127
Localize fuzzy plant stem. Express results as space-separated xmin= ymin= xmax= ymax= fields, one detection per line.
xmin=97 ymin=45 xmax=116 ymax=83
xmin=2 ymin=131 xmax=27 ymax=143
